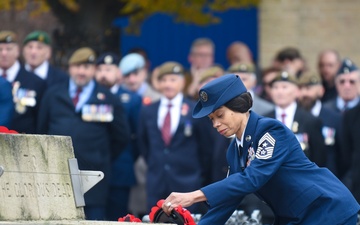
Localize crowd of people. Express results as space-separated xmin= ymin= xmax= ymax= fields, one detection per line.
xmin=0 ymin=29 xmax=359 ymax=223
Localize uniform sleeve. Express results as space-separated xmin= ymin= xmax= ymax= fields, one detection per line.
xmin=0 ymin=81 xmax=14 ymax=127
xmin=110 ymin=96 xmax=130 ymax=160
xmin=201 ymin=123 xmax=290 ymax=208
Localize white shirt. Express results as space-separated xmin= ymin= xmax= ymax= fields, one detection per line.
xmin=0 ymin=60 xmax=20 ymax=82
xmin=336 ymin=96 xmax=359 ymax=111
xmin=275 ymin=101 xmax=297 ymax=129
xmin=25 ymin=61 xmax=49 ymax=80
xmin=157 ymin=93 xmax=183 ymax=135
xmin=69 ymin=79 xmax=95 ymax=112
xmin=311 ymin=100 xmax=322 ymax=117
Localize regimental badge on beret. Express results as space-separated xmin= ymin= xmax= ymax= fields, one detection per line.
xmin=6 ymin=35 xmax=12 ymax=42
xmin=173 ymin=65 xmax=180 ymax=73
xmin=104 ymin=55 xmax=113 ymax=64
xmin=240 ymin=64 xmax=247 ymax=71
xmin=88 ymin=55 xmax=95 ymax=62
xmin=199 ymin=91 xmax=208 ymax=102
xmin=38 ymin=35 xmax=44 ymax=42
xmin=281 ymin=71 xmax=289 ymax=79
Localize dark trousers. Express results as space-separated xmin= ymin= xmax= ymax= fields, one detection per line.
xmin=84 ymin=206 xmax=106 ymax=220
xmin=106 ymin=186 xmax=131 ymax=221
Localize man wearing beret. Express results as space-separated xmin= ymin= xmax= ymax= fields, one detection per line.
xmin=95 ymin=52 xmax=142 ymax=220
xmin=37 ymin=47 xmax=130 ymax=220
xmin=0 ymin=30 xmax=46 ymax=134
xmin=119 ymin=53 xmax=161 ymax=105
xmin=137 ymin=61 xmax=211 ymax=214
xmin=22 ymin=30 xmax=68 ymax=88
xmin=298 ymin=72 xmax=342 ymax=177
xmin=227 ymin=63 xmax=274 ymax=116
xmin=265 ymin=71 xmax=327 ymax=167
xmin=324 ymin=58 xmax=360 ymax=113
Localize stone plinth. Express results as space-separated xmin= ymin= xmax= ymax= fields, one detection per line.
xmin=0 ymin=134 xmax=84 ymax=221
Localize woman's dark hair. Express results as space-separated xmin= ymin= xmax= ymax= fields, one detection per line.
xmin=224 ymin=92 xmax=253 ymax=113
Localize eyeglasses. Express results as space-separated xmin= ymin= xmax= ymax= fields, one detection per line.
xmin=338 ymin=79 xmax=357 ymax=85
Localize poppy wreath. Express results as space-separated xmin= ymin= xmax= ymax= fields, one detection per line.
xmin=149 ymin=199 xmax=196 ymax=225
xmin=0 ymin=126 xmax=18 ymax=134
xmin=118 ymin=213 xmax=142 ymax=222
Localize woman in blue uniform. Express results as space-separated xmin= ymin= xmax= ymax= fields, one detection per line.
xmin=162 ymin=74 xmax=359 ymax=225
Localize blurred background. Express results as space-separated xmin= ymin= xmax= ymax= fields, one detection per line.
xmin=2 ymin=0 xmax=360 ymax=72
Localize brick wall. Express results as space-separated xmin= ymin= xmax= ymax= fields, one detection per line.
xmin=259 ymin=0 xmax=360 ymax=71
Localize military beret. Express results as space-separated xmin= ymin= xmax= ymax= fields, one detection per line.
xmin=0 ymin=31 xmax=17 ymax=43
xmin=199 ymin=65 xmax=224 ymax=83
xmin=193 ymin=74 xmax=247 ymax=118
xmin=119 ymin=53 xmax=145 ymax=76
xmin=96 ymin=52 xmax=120 ymax=65
xmin=227 ymin=63 xmax=255 ymax=73
xmin=68 ymin=47 xmax=96 ymax=65
xmin=337 ymin=58 xmax=358 ymax=76
xmin=157 ymin=62 xmax=184 ymax=79
xmin=23 ymin=31 xmax=51 ymax=45
xmin=271 ymin=71 xmax=298 ymax=86
xmin=298 ymin=72 xmax=322 ymax=86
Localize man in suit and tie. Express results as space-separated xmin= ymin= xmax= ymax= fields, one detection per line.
xmin=37 ymin=47 xmax=130 ymax=220
xmin=298 ymin=72 xmax=342 ymax=176
xmin=22 ymin=30 xmax=68 ymax=88
xmin=0 ymin=30 xmax=46 ymax=134
xmin=137 ymin=61 xmax=211 ymax=214
xmin=324 ymin=58 xmax=360 ymax=113
xmin=265 ymin=71 xmax=326 ymax=167
xmin=95 ymin=52 xmax=142 ymax=220
xmin=227 ymin=63 xmax=274 ymax=116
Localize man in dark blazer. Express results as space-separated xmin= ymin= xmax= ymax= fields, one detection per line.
xmin=95 ymin=52 xmax=142 ymax=220
xmin=342 ymin=103 xmax=360 ymax=203
xmin=298 ymin=72 xmax=342 ymax=176
xmin=22 ymin=30 xmax=68 ymax=88
xmin=137 ymin=61 xmax=211 ymax=214
xmin=324 ymin=58 xmax=360 ymax=113
xmin=37 ymin=47 xmax=130 ymax=220
xmin=265 ymin=71 xmax=326 ymax=167
xmin=0 ymin=30 xmax=46 ymax=134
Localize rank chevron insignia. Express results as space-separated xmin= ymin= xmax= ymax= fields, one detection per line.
xmin=256 ymin=132 xmax=275 ymax=159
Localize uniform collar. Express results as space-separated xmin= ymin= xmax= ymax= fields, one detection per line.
xmin=25 ymin=61 xmax=49 ymax=80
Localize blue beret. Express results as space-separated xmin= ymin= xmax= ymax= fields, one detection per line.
xmin=193 ymin=74 xmax=247 ymax=118
xmin=96 ymin=52 xmax=120 ymax=65
xmin=337 ymin=58 xmax=358 ymax=76
xmin=119 ymin=53 xmax=145 ymax=76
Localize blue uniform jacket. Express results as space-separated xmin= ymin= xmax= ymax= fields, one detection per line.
xmin=37 ymin=79 xmax=130 ymax=206
xmin=199 ymin=111 xmax=359 ymax=225
xmin=45 ymin=65 xmax=68 ymax=88
xmin=9 ymin=66 xmax=46 ymax=134
xmin=110 ymin=87 xmax=142 ymax=187
xmin=0 ymin=77 xmax=14 ymax=126
xmin=138 ymin=97 xmax=212 ymax=211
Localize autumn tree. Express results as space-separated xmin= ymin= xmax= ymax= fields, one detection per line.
xmin=0 ymin=0 xmax=259 ymax=65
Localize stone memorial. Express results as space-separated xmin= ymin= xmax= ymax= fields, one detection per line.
xmin=0 ymin=133 xmax=171 ymax=225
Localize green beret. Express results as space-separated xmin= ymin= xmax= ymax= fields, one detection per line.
xmin=23 ymin=31 xmax=51 ymax=45
xmin=199 ymin=65 xmax=224 ymax=83
xmin=68 ymin=47 xmax=96 ymax=65
xmin=157 ymin=62 xmax=184 ymax=79
xmin=271 ymin=71 xmax=298 ymax=86
xmin=298 ymin=72 xmax=322 ymax=86
xmin=227 ymin=63 xmax=255 ymax=73
xmin=0 ymin=30 xmax=17 ymax=43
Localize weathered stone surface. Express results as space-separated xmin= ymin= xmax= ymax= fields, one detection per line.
xmin=0 ymin=134 xmax=84 ymax=221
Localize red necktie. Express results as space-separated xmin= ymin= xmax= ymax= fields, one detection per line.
xmin=281 ymin=112 xmax=286 ymax=124
xmin=72 ymin=87 xmax=82 ymax=106
xmin=162 ymin=104 xmax=172 ymax=146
